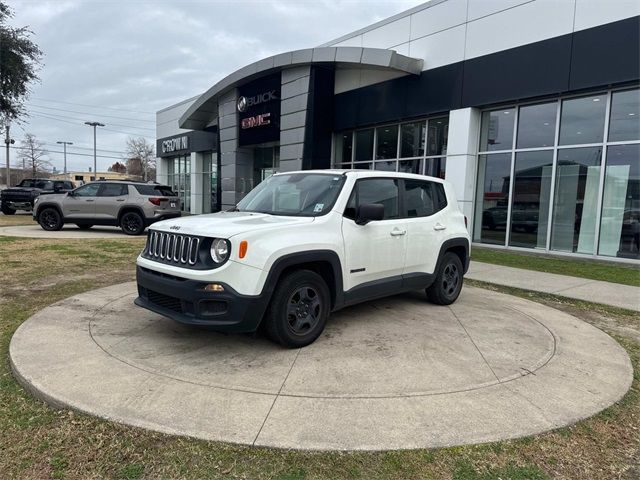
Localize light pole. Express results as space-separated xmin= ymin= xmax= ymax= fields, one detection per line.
xmin=56 ymin=141 xmax=73 ymax=175
xmin=84 ymin=121 xmax=105 ymax=181
xmin=4 ymin=124 xmax=15 ymax=187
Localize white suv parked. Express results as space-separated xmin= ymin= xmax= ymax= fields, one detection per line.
xmin=135 ymin=170 xmax=470 ymax=348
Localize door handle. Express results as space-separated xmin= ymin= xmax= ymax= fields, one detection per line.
xmin=116 ymin=199 xmax=125 ymax=202
xmin=390 ymin=229 xmax=406 ymax=236
xmin=85 ymin=199 xmax=95 ymax=202
xmin=433 ymin=223 xmax=446 ymax=231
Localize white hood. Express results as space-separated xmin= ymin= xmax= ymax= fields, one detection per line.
xmin=150 ymin=211 xmax=315 ymax=238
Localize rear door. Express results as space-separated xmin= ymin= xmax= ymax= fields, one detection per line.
xmin=94 ymin=183 xmax=128 ymax=220
xmin=402 ymin=179 xmax=449 ymax=277
xmin=341 ymin=178 xmax=408 ymax=293
xmin=62 ymin=183 xmax=99 ymax=219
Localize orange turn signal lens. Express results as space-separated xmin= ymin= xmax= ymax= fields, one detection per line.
xmin=239 ymin=240 xmax=248 ymax=259
xmin=203 ymin=283 xmax=225 ymax=292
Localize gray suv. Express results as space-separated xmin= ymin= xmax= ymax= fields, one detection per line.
xmin=33 ymin=181 xmax=181 ymax=235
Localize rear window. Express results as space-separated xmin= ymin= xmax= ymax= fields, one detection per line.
xmin=133 ymin=185 xmax=175 ymax=196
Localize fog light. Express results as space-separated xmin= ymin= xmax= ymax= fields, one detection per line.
xmin=203 ymin=283 xmax=225 ymax=292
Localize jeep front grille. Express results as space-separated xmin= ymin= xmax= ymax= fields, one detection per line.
xmin=146 ymin=231 xmax=200 ymax=266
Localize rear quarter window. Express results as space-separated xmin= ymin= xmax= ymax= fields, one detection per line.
xmin=134 ymin=185 xmax=176 ymax=196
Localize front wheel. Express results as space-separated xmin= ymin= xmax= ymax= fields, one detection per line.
xmin=38 ymin=208 xmax=64 ymax=231
xmin=120 ymin=211 xmax=145 ymax=235
xmin=265 ymin=270 xmax=330 ymax=348
xmin=426 ymin=252 xmax=463 ymax=305
xmin=1 ymin=204 xmax=15 ymax=215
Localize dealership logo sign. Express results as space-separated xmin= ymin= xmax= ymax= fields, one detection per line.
xmin=161 ymin=136 xmax=189 ymax=154
xmin=241 ymin=113 xmax=271 ymax=129
xmin=237 ymin=90 xmax=278 ymax=112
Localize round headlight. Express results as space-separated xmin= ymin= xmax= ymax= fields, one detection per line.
xmin=210 ymin=238 xmax=230 ymax=264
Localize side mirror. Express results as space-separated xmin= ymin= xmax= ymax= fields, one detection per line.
xmin=67 ymin=191 xmax=75 ymax=197
xmin=356 ymin=203 xmax=385 ymax=225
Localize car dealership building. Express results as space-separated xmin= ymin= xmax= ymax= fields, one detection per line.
xmin=156 ymin=0 xmax=639 ymax=262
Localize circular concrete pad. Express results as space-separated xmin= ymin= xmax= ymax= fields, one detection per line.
xmin=10 ymin=284 xmax=632 ymax=450
xmin=0 ymin=224 xmax=142 ymax=239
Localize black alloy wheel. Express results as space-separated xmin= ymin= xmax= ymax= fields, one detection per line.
xmin=120 ymin=211 xmax=145 ymax=235
xmin=426 ymin=252 xmax=464 ymax=305
xmin=38 ymin=208 xmax=63 ymax=231
xmin=286 ymin=286 xmax=322 ymax=336
xmin=1 ymin=205 xmax=15 ymax=215
xmin=265 ymin=270 xmax=330 ymax=348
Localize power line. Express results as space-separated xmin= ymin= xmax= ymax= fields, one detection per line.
xmin=10 ymin=145 xmax=124 ymax=160
xmin=28 ymin=108 xmax=156 ymax=132
xmin=39 ymin=142 xmax=128 ymax=155
xmin=29 ymin=112 xmax=156 ymax=140
xmin=30 ymin=97 xmax=156 ymax=115
xmin=26 ymin=103 xmax=156 ymax=124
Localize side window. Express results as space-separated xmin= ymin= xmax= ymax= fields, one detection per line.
xmin=98 ymin=183 xmax=127 ymax=197
xmin=434 ymin=183 xmax=448 ymax=212
xmin=345 ymin=179 xmax=399 ymax=220
xmin=74 ymin=184 xmax=100 ymax=197
xmin=404 ymin=180 xmax=436 ymax=217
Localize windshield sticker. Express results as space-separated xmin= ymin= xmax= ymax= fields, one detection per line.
xmin=314 ymin=203 xmax=324 ymax=213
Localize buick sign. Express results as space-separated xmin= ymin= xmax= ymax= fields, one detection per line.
xmin=237 ymin=90 xmax=278 ymax=112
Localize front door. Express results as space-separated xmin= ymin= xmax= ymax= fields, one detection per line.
xmin=341 ymin=178 xmax=407 ymax=295
xmin=62 ymin=183 xmax=100 ymax=219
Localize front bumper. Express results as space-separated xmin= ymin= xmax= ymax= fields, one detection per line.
xmin=134 ymin=265 xmax=269 ymax=333
xmin=3 ymin=200 xmax=33 ymax=210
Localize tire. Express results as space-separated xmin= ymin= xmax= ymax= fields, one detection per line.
xmin=265 ymin=270 xmax=331 ymax=348
xmin=120 ymin=211 xmax=145 ymax=235
xmin=426 ymin=252 xmax=464 ymax=305
xmin=1 ymin=204 xmax=15 ymax=215
xmin=76 ymin=224 xmax=93 ymax=230
xmin=38 ymin=207 xmax=64 ymax=231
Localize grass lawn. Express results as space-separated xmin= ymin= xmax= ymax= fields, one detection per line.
xmin=0 ymin=235 xmax=638 ymax=479
xmin=0 ymin=212 xmax=37 ymax=227
xmin=472 ymin=246 xmax=640 ymax=287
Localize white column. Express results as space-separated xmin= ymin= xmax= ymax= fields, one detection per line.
xmin=190 ymin=152 xmax=201 ymax=215
xmin=156 ymin=156 xmax=168 ymax=185
xmin=445 ymin=107 xmax=481 ymax=232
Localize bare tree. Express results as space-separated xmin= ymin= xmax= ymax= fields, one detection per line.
xmin=17 ymin=133 xmax=50 ymax=177
xmin=125 ymin=136 xmax=155 ymax=181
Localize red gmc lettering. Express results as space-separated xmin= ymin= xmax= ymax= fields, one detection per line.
xmin=241 ymin=112 xmax=271 ymax=129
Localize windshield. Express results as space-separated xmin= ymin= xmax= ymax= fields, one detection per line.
xmin=236 ymin=173 xmax=346 ymax=216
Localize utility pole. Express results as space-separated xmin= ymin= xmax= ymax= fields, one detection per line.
xmin=84 ymin=121 xmax=105 ymax=181
xmin=4 ymin=124 xmax=15 ymax=187
xmin=56 ymin=141 xmax=73 ymax=175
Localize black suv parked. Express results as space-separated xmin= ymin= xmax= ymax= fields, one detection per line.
xmin=1 ymin=178 xmax=75 ymax=215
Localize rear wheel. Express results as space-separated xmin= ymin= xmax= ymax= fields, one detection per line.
xmin=265 ymin=270 xmax=330 ymax=348
xmin=76 ymin=224 xmax=93 ymax=230
xmin=120 ymin=211 xmax=145 ymax=235
xmin=426 ymin=252 xmax=463 ymax=305
xmin=1 ymin=204 xmax=15 ymax=215
xmin=38 ymin=208 xmax=64 ymax=231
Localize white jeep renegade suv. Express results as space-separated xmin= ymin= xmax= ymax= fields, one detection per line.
xmin=135 ymin=170 xmax=470 ymax=348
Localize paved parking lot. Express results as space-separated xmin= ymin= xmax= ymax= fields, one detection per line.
xmin=10 ymin=283 xmax=632 ymax=450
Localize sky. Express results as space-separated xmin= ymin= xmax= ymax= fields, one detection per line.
xmin=6 ymin=0 xmax=424 ymax=173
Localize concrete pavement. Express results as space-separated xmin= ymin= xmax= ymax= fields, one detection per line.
xmin=10 ymin=283 xmax=632 ymax=450
xmin=467 ymin=261 xmax=640 ymax=312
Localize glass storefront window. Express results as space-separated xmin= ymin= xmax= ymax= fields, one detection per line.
xmin=608 ymin=89 xmax=640 ymax=142
xmin=516 ymin=102 xmax=557 ymax=148
xmin=399 ymin=159 xmax=421 ymax=174
xmin=427 ymin=116 xmax=449 ymax=156
xmin=559 ymin=94 xmax=607 ymax=145
xmin=400 ymin=122 xmax=425 ymax=158
xmin=598 ymin=144 xmax=639 ymax=259
xmin=375 ymin=125 xmax=398 ymax=159
xmin=479 ymin=109 xmax=515 ymax=152
xmin=550 ymin=147 xmax=603 ymax=254
xmin=374 ymin=160 xmax=396 ymax=171
xmin=425 ymin=157 xmax=446 ymax=179
xmin=354 ymin=129 xmax=374 ymax=162
xmin=474 ymin=153 xmax=511 ymax=245
xmin=335 ymin=132 xmax=353 ymax=164
xmin=353 ymin=162 xmax=372 ymax=170
xmin=509 ymin=151 xmax=553 ymax=249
